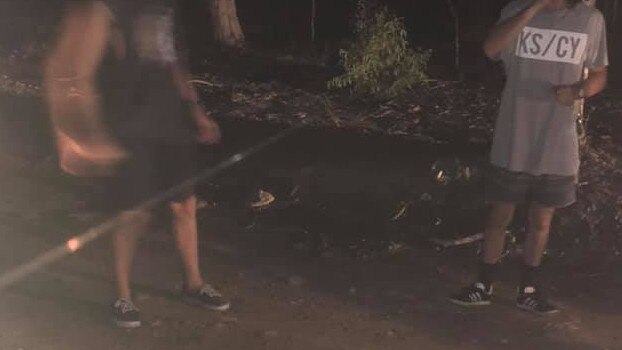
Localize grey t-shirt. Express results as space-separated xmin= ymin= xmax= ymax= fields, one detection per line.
xmin=490 ymin=0 xmax=608 ymax=176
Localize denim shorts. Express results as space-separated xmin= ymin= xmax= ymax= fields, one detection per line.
xmin=485 ymin=164 xmax=577 ymax=208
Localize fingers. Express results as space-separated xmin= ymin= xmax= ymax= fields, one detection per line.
xmin=551 ymin=86 xmax=575 ymax=107
xmin=197 ymin=128 xmax=221 ymax=145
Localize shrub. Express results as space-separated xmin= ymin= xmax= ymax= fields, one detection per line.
xmin=328 ymin=1 xmax=430 ymax=99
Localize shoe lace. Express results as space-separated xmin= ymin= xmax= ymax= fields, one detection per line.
xmin=116 ymin=299 xmax=139 ymax=314
xmin=199 ymin=284 xmax=222 ymax=298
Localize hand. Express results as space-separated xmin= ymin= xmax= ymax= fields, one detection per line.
xmin=193 ymin=107 xmax=221 ymax=145
xmin=56 ymin=132 xmax=127 ymax=177
xmin=553 ymin=85 xmax=579 ymax=107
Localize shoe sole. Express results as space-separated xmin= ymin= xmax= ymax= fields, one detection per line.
xmin=250 ymin=191 xmax=275 ymax=209
xmin=182 ymin=297 xmax=231 ymax=311
xmin=114 ymin=319 xmax=141 ymax=328
xmin=449 ymin=298 xmax=491 ymax=307
xmin=516 ymin=303 xmax=560 ymax=315
xmin=206 ymin=302 xmax=231 ymax=312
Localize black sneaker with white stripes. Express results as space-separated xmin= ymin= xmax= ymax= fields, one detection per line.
xmin=449 ymin=282 xmax=493 ymax=306
xmin=182 ymin=283 xmax=231 ymax=311
xmin=113 ymin=299 xmax=141 ymax=328
xmin=516 ymin=286 xmax=559 ymax=315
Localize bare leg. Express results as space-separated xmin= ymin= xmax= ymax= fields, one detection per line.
xmin=515 ymin=203 xmax=559 ymax=313
xmin=449 ymin=202 xmax=516 ymax=304
xmin=113 ymin=210 xmax=151 ymax=300
xmin=170 ymin=195 xmax=204 ymax=290
xmin=482 ymin=202 xmax=515 ymax=264
xmin=523 ymin=203 xmax=555 ymax=267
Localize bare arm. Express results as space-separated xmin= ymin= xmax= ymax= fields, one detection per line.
xmin=581 ymin=67 xmax=607 ymax=98
xmin=170 ymin=62 xmax=221 ymax=144
xmin=483 ymin=0 xmax=550 ymax=59
xmin=44 ymin=1 xmax=112 ymax=143
xmin=554 ymin=67 xmax=607 ymax=106
xmin=44 ymin=1 xmax=126 ymax=175
xmin=171 ymin=62 xmax=200 ymax=106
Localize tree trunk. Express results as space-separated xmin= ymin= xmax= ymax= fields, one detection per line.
xmin=207 ymin=0 xmax=245 ymax=47
xmin=311 ymin=0 xmax=316 ymax=43
xmin=445 ymin=0 xmax=460 ymax=70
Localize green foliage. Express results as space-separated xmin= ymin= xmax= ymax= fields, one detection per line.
xmin=328 ymin=1 xmax=431 ymax=99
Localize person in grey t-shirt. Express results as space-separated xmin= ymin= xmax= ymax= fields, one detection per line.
xmin=450 ymin=0 xmax=608 ymax=314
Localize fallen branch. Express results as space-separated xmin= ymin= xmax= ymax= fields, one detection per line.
xmin=188 ymin=79 xmax=224 ymax=88
xmin=430 ymin=232 xmax=484 ymax=248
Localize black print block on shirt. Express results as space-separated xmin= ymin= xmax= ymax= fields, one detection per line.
xmin=515 ymin=27 xmax=587 ymax=65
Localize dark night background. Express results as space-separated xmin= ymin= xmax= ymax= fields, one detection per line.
xmin=1 ymin=0 xmax=621 ymax=84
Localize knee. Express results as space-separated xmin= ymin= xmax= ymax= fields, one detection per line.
xmin=528 ymin=205 xmax=555 ymax=235
xmin=530 ymin=219 xmax=552 ymax=234
xmin=169 ymin=196 xmax=196 ymax=219
xmin=486 ymin=204 xmax=514 ymax=230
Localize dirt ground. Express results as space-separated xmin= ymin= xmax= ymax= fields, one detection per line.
xmin=1 ymin=51 xmax=621 ymax=349
xmin=0 ymin=127 xmax=621 ymax=350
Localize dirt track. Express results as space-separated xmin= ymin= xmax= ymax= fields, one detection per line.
xmin=0 ymin=135 xmax=621 ymax=350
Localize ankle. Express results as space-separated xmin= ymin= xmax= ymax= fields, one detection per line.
xmin=474 ymin=281 xmax=493 ymax=294
xmin=117 ymin=290 xmax=132 ymax=301
xmin=184 ymin=278 xmax=204 ymax=291
xmin=478 ymin=261 xmax=498 ymax=290
xmin=519 ymin=263 xmax=540 ymax=291
xmin=518 ymin=285 xmax=538 ymax=295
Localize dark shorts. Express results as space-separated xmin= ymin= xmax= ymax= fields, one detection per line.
xmin=104 ymin=141 xmax=199 ymax=211
xmin=485 ymin=164 xmax=577 ymax=208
